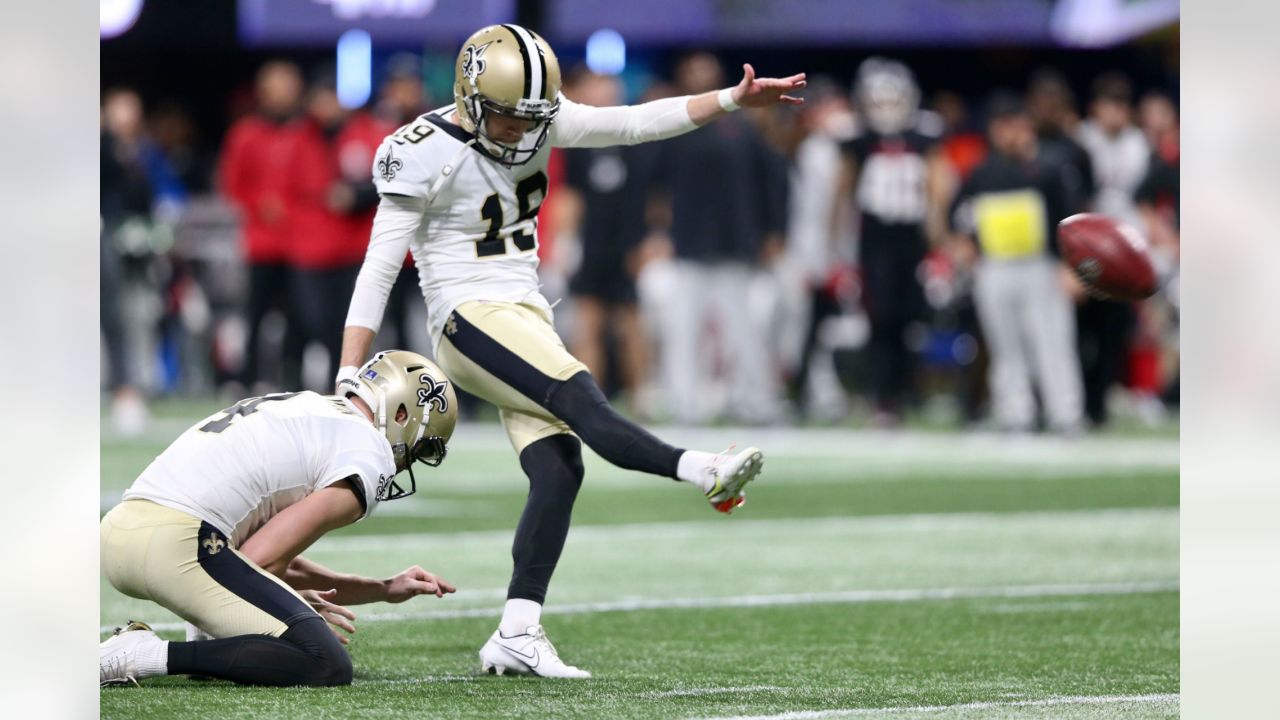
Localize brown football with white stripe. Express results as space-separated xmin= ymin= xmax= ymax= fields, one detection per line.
xmin=1057 ymin=213 xmax=1157 ymax=301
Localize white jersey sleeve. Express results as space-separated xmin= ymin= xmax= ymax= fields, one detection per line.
xmin=550 ymin=93 xmax=698 ymax=148
xmin=372 ymin=119 xmax=437 ymax=197
xmin=313 ymin=420 xmax=397 ymax=518
xmin=345 ymin=194 xmax=426 ymax=331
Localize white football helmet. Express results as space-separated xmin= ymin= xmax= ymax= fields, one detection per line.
xmin=855 ymin=57 xmax=920 ymax=135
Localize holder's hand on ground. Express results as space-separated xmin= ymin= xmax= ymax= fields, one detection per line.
xmin=301 ymin=588 xmax=357 ymax=644
xmin=733 ymin=64 xmax=806 ymax=107
xmin=385 ymin=565 xmax=457 ymax=603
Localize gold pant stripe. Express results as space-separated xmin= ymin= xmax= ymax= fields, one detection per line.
xmin=436 ymin=301 xmax=585 ymax=453
xmin=101 ymin=500 xmax=314 ymax=638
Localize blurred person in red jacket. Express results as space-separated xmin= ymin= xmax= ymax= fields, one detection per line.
xmin=285 ymin=69 xmax=393 ymax=387
xmin=931 ymin=90 xmax=986 ymax=182
xmin=219 ymin=61 xmax=305 ymax=391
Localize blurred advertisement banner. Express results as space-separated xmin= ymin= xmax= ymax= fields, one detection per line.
xmin=238 ymin=0 xmax=514 ymax=46
xmin=548 ymin=0 xmax=1177 ymax=46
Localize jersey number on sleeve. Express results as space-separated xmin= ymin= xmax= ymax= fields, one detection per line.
xmin=475 ymin=171 xmax=548 ymax=257
xmin=199 ymin=393 xmax=300 ymax=434
xmin=390 ymin=121 xmax=435 ymax=145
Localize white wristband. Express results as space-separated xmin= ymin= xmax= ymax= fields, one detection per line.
xmin=336 ymin=365 xmax=360 ymax=384
xmin=717 ymin=87 xmax=740 ymax=112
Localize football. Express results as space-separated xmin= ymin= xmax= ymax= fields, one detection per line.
xmin=1057 ymin=213 xmax=1158 ymax=301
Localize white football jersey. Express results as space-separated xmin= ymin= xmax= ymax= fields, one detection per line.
xmin=123 ymin=392 xmax=396 ymax=548
xmin=354 ymin=95 xmax=697 ymax=346
xmin=1076 ymin=121 xmax=1150 ymax=228
xmin=372 ymin=105 xmax=554 ymax=342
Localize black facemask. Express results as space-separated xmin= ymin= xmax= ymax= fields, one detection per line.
xmin=382 ymin=436 xmax=448 ymax=501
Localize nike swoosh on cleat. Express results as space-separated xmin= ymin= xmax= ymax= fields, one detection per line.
xmin=500 ymin=644 xmax=539 ymax=668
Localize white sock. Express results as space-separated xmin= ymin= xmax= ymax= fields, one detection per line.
xmin=499 ymin=599 xmax=542 ymax=636
xmin=676 ymin=450 xmax=718 ymax=492
xmin=135 ymin=638 xmax=170 ymax=679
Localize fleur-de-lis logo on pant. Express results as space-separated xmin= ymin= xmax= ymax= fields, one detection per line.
xmin=202 ymin=532 xmax=225 ymax=555
xmin=378 ymin=146 xmax=404 ymax=182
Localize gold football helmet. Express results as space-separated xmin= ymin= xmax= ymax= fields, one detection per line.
xmin=343 ymin=350 xmax=458 ymax=499
xmin=454 ymin=24 xmax=562 ymax=166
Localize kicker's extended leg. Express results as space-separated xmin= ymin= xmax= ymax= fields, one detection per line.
xmin=546 ymin=371 xmax=682 ymax=479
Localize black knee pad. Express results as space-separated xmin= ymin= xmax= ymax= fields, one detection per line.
xmin=282 ymin=617 xmax=353 ymax=686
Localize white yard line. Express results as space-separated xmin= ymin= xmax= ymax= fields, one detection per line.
xmin=312 ymin=506 xmax=1175 ymax=553
xmin=105 ymin=422 xmax=1179 ymax=466
xmin=100 ymin=579 xmax=1176 ymax=634
xmin=693 ymin=693 xmax=1179 ymax=719
xmin=100 ymin=459 xmax=1176 ymax=510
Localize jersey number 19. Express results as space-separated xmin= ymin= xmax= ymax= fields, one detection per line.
xmin=476 ymin=171 xmax=548 ymax=257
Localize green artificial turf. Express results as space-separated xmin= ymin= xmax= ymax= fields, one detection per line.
xmin=101 ymin=413 xmax=1178 ymax=719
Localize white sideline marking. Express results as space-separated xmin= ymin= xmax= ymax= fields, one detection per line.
xmin=100 ymin=579 xmax=1176 ymax=634
xmin=692 ymin=693 xmax=1179 ymax=719
xmin=106 ymin=421 xmax=1177 ymax=465
xmin=312 ymin=507 xmax=1175 ymax=553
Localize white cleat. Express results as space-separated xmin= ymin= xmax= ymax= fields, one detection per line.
xmin=479 ymin=624 xmax=592 ymax=679
xmin=100 ymin=620 xmax=161 ymax=687
xmin=704 ymin=446 xmax=765 ymax=514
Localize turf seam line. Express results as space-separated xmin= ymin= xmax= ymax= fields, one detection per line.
xmin=690 ymin=692 xmax=1180 ymax=719
xmin=101 ymin=579 xmax=1177 ymax=634
xmin=308 ymin=507 xmax=1177 ymax=551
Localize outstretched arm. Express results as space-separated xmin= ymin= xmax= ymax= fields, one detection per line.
xmin=285 ymin=556 xmax=456 ymax=606
xmin=553 ymin=64 xmax=806 ymax=148
xmin=687 ymin=63 xmax=806 ymax=125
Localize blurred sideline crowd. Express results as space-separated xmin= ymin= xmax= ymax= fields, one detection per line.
xmin=101 ymin=52 xmax=1179 ymax=435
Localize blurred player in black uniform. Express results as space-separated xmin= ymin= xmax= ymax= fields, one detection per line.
xmin=1026 ymin=69 xmax=1095 ymax=217
xmin=1074 ymin=74 xmax=1149 ymax=427
xmin=837 ymin=58 xmax=950 ymax=425
xmin=651 ymin=53 xmax=788 ymax=424
xmin=560 ymin=70 xmax=657 ymax=406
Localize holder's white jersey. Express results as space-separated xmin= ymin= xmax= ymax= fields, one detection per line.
xmin=346 ymin=94 xmax=698 ymax=346
xmin=123 ymin=392 xmax=396 ymax=548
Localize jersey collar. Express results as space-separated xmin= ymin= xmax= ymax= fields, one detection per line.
xmin=425 ymin=112 xmax=481 ymax=146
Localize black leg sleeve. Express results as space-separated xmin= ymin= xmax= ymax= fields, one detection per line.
xmin=547 ymin=371 xmax=684 ymax=479
xmin=443 ymin=310 xmax=684 ymax=479
xmin=167 ymin=616 xmax=352 ymax=687
xmin=508 ymin=434 xmax=585 ymax=604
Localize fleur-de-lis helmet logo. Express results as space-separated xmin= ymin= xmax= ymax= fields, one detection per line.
xmin=417 ymin=375 xmax=450 ymax=414
xmin=378 ymin=145 xmax=403 ymax=182
xmin=461 ymin=41 xmax=493 ymax=82
xmin=202 ymin=532 xmax=225 ymax=555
